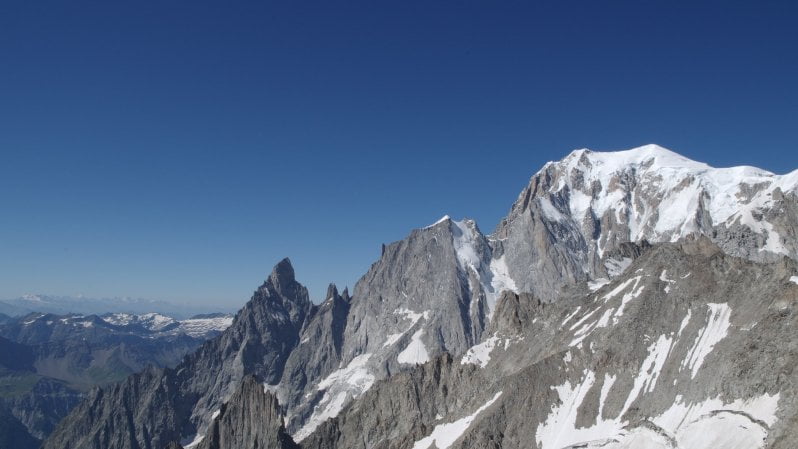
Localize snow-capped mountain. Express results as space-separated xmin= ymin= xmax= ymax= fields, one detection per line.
xmin=0 ymin=294 xmax=232 ymax=319
xmin=494 ymin=144 xmax=798 ymax=300
xmin=100 ymin=312 xmax=234 ymax=338
xmin=40 ymin=145 xmax=798 ymax=449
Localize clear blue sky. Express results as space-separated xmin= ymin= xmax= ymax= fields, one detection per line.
xmin=1 ymin=1 xmax=797 ymax=308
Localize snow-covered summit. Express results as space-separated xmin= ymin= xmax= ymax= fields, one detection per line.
xmin=524 ymin=144 xmax=798 ymax=256
xmin=491 ymin=144 xmax=798 ymax=301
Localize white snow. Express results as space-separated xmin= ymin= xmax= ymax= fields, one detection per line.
xmin=452 ymin=219 xmax=482 ymax=269
xmin=384 ymin=308 xmax=430 ymax=348
xmin=587 ymin=278 xmax=610 ymax=292
xmin=612 ymin=277 xmax=645 ymax=322
xmin=139 ymin=312 xmax=176 ymax=331
xmin=425 ymin=215 xmax=451 ymax=228
xmin=598 ymin=374 xmax=617 ymax=418
xmin=100 ymin=312 xmax=233 ymax=337
xmin=461 ymin=335 xmax=500 ymax=368
xmin=539 ymin=197 xmax=565 ymax=221
xmin=295 ymin=354 xmax=376 ymax=442
xmin=317 ymin=354 xmax=375 ymax=392
xmin=536 ymin=370 xmax=627 ymax=449
xmin=620 ymin=335 xmax=674 ymax=416
xmin=173 ymin=316 xmax=234 ymax=337
xmin=450 ymin=218 xmax=517 ymax=319
xmin=412 ymin=392 xmax=502 ymax=449
xmin=397 ymin=329 xmax=430 ymax=365
xmin=652 ymin=393 xmax=780 ymax=449
xmin=294 ymin=392 xmax=349 ymax=442
xmin=567 ymin=275 xmax=644 ymax=340
xmin=605 ymin=258 xmax=632 ymax=277
xmin=488 ymin=255 xmax=518 ymax=308
xmin=677 ymin=309 xmax=692 ymax=337
xmin=659 ymin=269 xmax=676 ymax=293
xmin=539 ymin=144 xmax=798 ymax=258
xmin=102 ymin=313 xmax=134 ymax=326
xmin=382 ymin=332 xmax=404 ymax=348
xmin=182 ymin=433 xmax=205 ymax=448
xmin=536 ymin=366 xmax=780 ymax=449
xmin=790 ymin=275 xmax=798 ymax=285
xmin=561 ymin=306 xmax=582 ymax=326
xmin=682 ymin=303 xmax=732 ymax=378
xmin=602 ymin=277 xmax=637 ymax=302
xmin=394 ymin=308 xmax=429 ymax=326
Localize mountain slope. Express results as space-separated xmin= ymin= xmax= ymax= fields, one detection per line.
xmin=494 ymin=144 xmax=798 ymax=301
xmin=302 ymin=237 xmax=798 ymax=449
xmin=41 ymin=145 xmax=798 ymax=449
xmin=42 ymin=258 xmax=314 ymax=449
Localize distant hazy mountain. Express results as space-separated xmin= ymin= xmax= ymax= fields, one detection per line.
xmin=0 ymin=294 xmax=235 ymax=319
xmin=0 ymin=310 xmax=233 ymax=446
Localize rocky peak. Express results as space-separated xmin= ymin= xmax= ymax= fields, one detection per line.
xmin=269 ymin=258 xmax=296 ymax=290
xmin=325 ymin=284 xmax=339 ymax=302
xmin=195 ymin=375 xmax=297 ymax=449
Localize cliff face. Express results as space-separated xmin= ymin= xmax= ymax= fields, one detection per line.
xmin=194 ymin=376 xmax=297 ymax=449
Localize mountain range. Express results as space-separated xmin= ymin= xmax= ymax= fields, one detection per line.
xmin=0 ymin=311 xmax=233 ymax=448
xmin=36 ymin=145 xmax=798 ymax=449
xmin=0 ymin=295 xmax=236 ymax=320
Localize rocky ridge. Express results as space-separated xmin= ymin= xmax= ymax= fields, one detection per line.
xmin=42 ymin=145 xmax=798 ymax=449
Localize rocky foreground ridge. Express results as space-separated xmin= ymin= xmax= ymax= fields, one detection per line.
xmin=42 ymin=145 xmax=798 ymax=449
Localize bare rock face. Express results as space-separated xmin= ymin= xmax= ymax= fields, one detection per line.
xmin=0 ymin=405 xmax=40 ymax=449
xmin=195 ymin=376 xmax=297 ymax=449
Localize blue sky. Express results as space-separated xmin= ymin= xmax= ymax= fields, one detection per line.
xmin=1 ymin=1 xmax=797 ymax=308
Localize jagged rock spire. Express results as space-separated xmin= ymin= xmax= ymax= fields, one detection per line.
xmin=268 ymin=258 xmax=296 ymax=291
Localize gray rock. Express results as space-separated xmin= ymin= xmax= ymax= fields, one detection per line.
xmin=299 ymin=237 xmax=798 ymax=449
xmin=195 ymin=376 xmax=297 ymax=449
xmin=42 ymin=258 xmax=314 ymax=449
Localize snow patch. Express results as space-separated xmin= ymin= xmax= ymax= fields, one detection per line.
xmin=536 ymin=367 xmax=780 ymax=449
xmin=587 ymin=278 xmax=610 ymax=292
xmin=790 ymin=275 xmax=798 ymax=285
xmin=653 ymin=393 xmax=780 ymax=449
xmin=425 ymin=215 xmax=451 ymax=228
xmin=539 ymin=197 xmax=565 ymax=221
xmin=384 ymin=308 xmax=430 ymax=348
xmin=620 ymin=335 xmax=674 ymax=416
xmin=461 ymin=335 xmax=500 ymax=368
xmin=295 ymin=354 xmax=376 ymax=441
xmin=561 ymin=306 xmax=582 ymax=326
xmin=317 ymin=354 xmax=375 ymax=392
xmin=682 ymin=303 xmax=732 ymax=378
xmin=450 ymin=219 xmax=517 ymax=319
xmin=412 ymin=392 xmax=502 ymax=449
xmin=536 ymin=370 xmax=626 ymax=449
xmin=398 ymin=329 xmax=429 ymax=365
